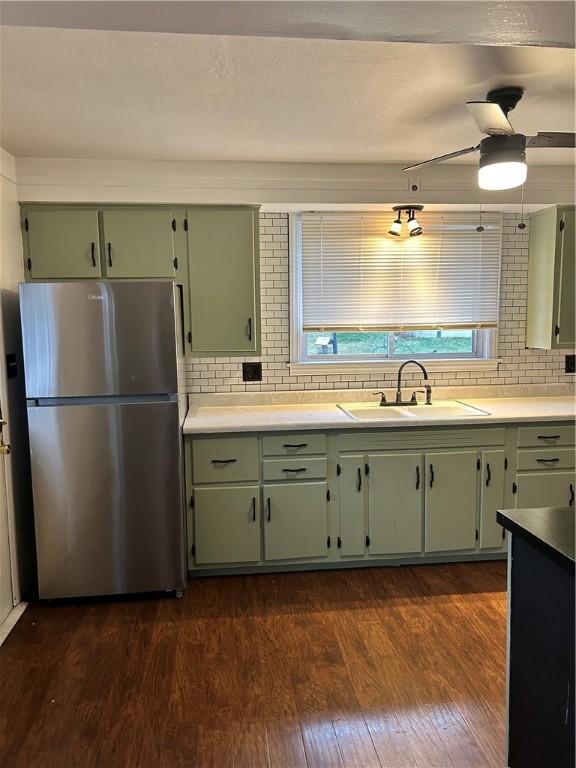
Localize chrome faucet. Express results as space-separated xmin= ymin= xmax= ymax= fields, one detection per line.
xmin=395 ymin=360 xmax=433 ymax=406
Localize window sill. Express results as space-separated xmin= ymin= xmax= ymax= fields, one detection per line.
xmin=288 ymin=359 xmax=501 ymax=375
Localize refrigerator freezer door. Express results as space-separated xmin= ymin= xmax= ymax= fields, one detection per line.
xmin=28 ymin=400 xmax=185 ymax=598
xmin=20 ymin=281 xmax=178 ymax=398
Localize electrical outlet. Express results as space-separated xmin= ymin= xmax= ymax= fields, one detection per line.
xmin=565 ymin=355 xmax=575 ymax=374
xmin=242 ymin=362 xmax=262 ymax=382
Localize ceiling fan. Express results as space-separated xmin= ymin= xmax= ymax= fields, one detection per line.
xmin=403 ymin=86 xmax=575 ymax=190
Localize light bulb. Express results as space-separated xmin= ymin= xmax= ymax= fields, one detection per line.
xmin=478 ymin=160 xmax=527 ymax=191
xmin=388 ymin=217 xmax=402 ymax=236
xmin=407 ymin=214 xmax=422 ymax=237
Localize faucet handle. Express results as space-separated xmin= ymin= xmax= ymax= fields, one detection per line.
xmin=372 ymin=391 xmax=387 ymax=406
xmin=410 ymin=390 xmax=426 ymax=405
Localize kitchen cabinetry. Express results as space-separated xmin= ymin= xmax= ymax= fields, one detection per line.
xmin=425 ymin=450 xmax=478 ymax=552
xmin=20 ymin=204 xmax=260 ymax=357
xmin=187 ymin=207 xmax=260 ymax=355
xmin=263 ymin=481 xmax=329 ymax=561
xmin=101 ymin=209 xmax=176 ymax=278
xmin=479 ymin=450 xmax=506 ymax=549
xmin=186 ymin=421 xmax=572 ymax=575
xmin=193 ymin=486 xmax=260 ymax=564
xmin=526 ymin=205 xmax=575 ymax=349
xmin=515 ymin=472 xmax=574 ymax=509
xmin=514 ymin=426 xmax=575 ymax=510
xmin=23 ymin=208 xmax=102 ymax=279
xmin=367 ymin=453 xmax=422 ymax=555
xmin=338 ymin=455 xmax=366 ymax=556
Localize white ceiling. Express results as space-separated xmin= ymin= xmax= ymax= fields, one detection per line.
xmin=1 ymin=25 xmax=575 ymax=164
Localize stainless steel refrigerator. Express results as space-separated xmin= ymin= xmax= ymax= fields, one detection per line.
xmin=19 ymin=281 xmax=186 ymax=599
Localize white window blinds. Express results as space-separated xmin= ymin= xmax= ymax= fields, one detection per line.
xmin=299 ymin=212 xmax=501 ymax=331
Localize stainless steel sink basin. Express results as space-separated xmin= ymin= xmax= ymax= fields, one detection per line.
xmin=338 ymin=400 xmax=490 ymax=421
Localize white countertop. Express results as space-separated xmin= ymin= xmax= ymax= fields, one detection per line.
xmin=183 ymin=396 xmax=576 ymax=435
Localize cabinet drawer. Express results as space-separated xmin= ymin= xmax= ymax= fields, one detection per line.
xmin=262 ymin=433 xmax=326 ymax=456
xmin=263 ymin=457 xmax=327 ymax=481
xmin=192 ymin=436 xmax=259 ymax=483
xmin=517 ymin=426 xmax=575 ymax=448
xmin=517 ymin=448 xmax=575 ymax=471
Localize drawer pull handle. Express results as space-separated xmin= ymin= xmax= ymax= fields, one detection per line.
xmin=536 ymin=458 xmax=560 ymax=463
xmin=283 ymin=443 xmax=308 ymax=449
xmin=429 ymin=464 xmax=435 ymax=488
xmin=485 ymin=463 xmax=491 ymax=487
xmin=267 ymin=497 xmax=271 ymax=522
xmin=570 ymin=484 xmax=574 ymax=507
xmin=282 ymin=467 xmax=307 ymax=473
xmin=247 ymin=317 xmax=252 ymax=341
xmin=252 ymin=497 xmax=257 ymax=522
xmin=357 ymin=467 xmax=362 ymax=492
xmin=90 ymin=241 xmax=96 ymax=267
xmin=416 ymin=465 xmax=420 ymax=490
xmin=537 ymin=435 xmax=560 ymax=441
xmin=211 ymin=458 xmax=237 ymax=465
xmin=107 ymin=242 xmax=112 ymax=267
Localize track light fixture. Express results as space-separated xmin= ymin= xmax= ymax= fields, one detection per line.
xmin=388 ymin=205 xmax=424 ymax=237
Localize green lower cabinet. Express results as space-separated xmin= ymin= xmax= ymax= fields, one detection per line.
xmin=102 ymin=209 xmax=176 ymax=278
xmin=479 ymin=450 xmax=506 ymax=549
xmin=193 ymin=485 xmax=261 ymax=565
xmin=425 ymin=450 xmax=478 ymax=552
xmin=515 ymin=471 xmax=575 ymax=509
xmin=263 ymin=482 xmax=329 ymax=561
xmin=23 ymin=208 xmax=102 ymax=279
xmin=368 ymin=453 xmax=423 ymax=555
xmin=338 ymin=455 xmax=366 ymax=556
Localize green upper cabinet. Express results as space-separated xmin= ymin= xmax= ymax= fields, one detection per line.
xmin=187 ymin=207 xmax=260 ymax=355
xmin=101 ymin=209 xmax=176 ymax=279
xmin=23 ymin=208 xmax=102 ymax=279
xmin=526 ymin=205 xmax=575 ymax=349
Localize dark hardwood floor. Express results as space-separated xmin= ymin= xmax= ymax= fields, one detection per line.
xmin=0 ymin=562 xmax=507 ymax=768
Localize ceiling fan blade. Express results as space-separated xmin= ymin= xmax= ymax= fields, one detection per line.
xmin=527 ymin=132 xmax=576 ymax=148
xmin=402 ymin=145 xmax=480 ymax=172
xmin=466 ymin=102 xmax=515 ymax=136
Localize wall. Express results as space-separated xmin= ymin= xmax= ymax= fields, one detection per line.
xmin=180 ymin=212 xmax=574 ymax=395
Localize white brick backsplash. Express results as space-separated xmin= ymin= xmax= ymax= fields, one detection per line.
xmin=180 ymin=213 xmax=574 ymax=393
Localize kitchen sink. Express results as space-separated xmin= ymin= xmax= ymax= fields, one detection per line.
xmin=338 ymin=400 xmax=491 ymax=421
xmin=337 ymin=403 xmax=412 ymax=420
xmin=400 ymin=401 xmax=491 ymax=419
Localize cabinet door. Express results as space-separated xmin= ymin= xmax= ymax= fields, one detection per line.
xmin=338 ymin=455 xmax=366 ymax=556
xmin=425 ymin=450 xmax=478 ymax=552
xmin=193 ymin=486 xmax=260 ymax=564
xmin=187 ymin=208 xmax=259 ymax=354
xmin=264 ymin=482 xmax=328 ymax=561
xmin=556 ymin=207 xmax=575 ymax=347
xmin=102 ymin=209 xmax=176 ymax=278
xmin=368 ymin=453 xmax=423 ymax=555
xmin=24 ymin=209 xmax=101 ymax=279
xmin=515 ymin=471 xmax=576 ymax=509
xmin=480 ymin=450 xmax=506 ymax=549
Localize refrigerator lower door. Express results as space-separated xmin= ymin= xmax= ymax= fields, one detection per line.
xmin=28 ymin=400 xmax=185 ymax=598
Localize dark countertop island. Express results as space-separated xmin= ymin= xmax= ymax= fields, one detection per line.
xmin=498 ymin=507 xmax=575 ymax=768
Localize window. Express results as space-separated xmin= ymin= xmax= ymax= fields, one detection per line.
xmin=290 ymin=211 xmax=501 ymax=366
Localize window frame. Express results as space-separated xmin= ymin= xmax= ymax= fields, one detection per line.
xmin=289 ymin=213 xmax=499 ymax=372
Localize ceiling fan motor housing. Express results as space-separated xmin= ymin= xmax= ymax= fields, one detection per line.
xmin=479 ymin=134 xmax=526 ymax=167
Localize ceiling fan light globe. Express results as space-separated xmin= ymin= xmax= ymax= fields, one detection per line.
xmin=478 ymin=160 xmax=527 ymax=191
